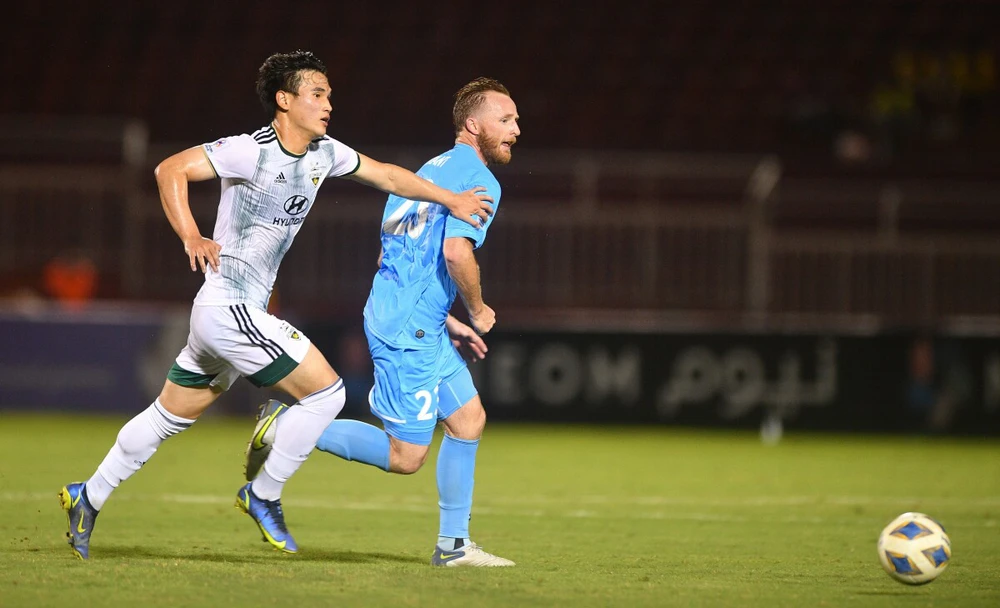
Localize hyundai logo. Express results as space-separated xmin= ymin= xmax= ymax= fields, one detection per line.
xmin=284 ymin=195 xmax=309 ymax=215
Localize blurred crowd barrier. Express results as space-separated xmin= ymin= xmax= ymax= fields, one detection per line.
xmin=0 ymin=304 xmax=264 ymax=416
xmin=2 ymin=305 xmax=998 ymax=436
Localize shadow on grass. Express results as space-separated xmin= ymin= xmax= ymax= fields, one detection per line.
xmin=853 ymin=590 xmax=924 ymax=596
xmin=95 ymin=545 xmax=424 ymax=565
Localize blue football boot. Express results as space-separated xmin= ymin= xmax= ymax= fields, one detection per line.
xmin=235 ymin=482 xmax=298 ymax=553
xmin=58 ymin=482 xmax=99 ymax=560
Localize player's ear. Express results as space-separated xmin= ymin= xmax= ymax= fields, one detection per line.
xmin=465 ymin=116 xmax=480 ymax=135
xmin=276 ymin=90 xmax=291 ymax=111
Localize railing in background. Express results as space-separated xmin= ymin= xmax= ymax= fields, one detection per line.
xmin=0 ymin=166 xmax=131 ymax=291
xmin=0 ymin=117 xmax=147 ymax=297
xmin=769 ymin=235 xmax=1000 ymax=323
xmin=2 ymin=131 xmax=1000 ymax=330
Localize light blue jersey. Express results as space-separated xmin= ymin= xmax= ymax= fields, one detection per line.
xmin=364 ymin=143 xmax=501 ymax=349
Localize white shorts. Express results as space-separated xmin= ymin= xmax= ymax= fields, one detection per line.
xmin=167 ymin=303 xmax=311 ymax=390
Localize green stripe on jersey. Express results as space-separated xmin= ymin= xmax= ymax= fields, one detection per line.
xmin=345 ymin=151 xmax=361 ymax=175
xmin=247 ymin=353 xmax=298 ymax=388
xmin=167 ymin=363 xmax=216 ymax=388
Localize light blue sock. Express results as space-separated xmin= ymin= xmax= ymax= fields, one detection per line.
xmin=437 ymin=434 xmax=479 ymax=546
xmin=315 ymin=420 xmax=390 ymax=472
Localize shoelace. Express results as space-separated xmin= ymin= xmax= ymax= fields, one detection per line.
xmin=264 ymin=499 xmax=289 ymax=532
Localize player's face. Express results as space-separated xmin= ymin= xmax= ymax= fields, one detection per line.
xmin=287 ymin=70 xmax=333 ymax=139
xmin=475 ymin=91 xmax=520 ymax=166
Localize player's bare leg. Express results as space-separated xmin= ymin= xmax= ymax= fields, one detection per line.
xmin=387 ymin=437 xmax=431 ymax=474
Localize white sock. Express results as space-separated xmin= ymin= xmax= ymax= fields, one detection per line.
xmin=252 ymin=379 xmax=346 ymax=501
xmin=84 ymin=400 xmax=195 ymax=510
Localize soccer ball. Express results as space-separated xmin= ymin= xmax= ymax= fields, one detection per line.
xmin=877 ymin=512 xmax=951 ymax=585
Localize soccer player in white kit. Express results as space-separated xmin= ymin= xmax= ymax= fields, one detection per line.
xmin=57 ymin=50 xmax=494 ymax=559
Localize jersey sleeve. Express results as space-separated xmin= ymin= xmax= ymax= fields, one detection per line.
xmin=201 ymin=134 xmax=260 ymax=180
xmin=443 ymin=170 xmax=501 ymax=249
xmin=325 ymin=138 xmax=361 ymax=178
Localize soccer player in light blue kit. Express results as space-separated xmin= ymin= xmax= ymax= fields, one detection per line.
xmin=246 ymin=77 xmax=519 ymax=566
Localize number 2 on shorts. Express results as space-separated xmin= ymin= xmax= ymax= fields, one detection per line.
xmin=415 ymin=387 xmax=438 ymax=421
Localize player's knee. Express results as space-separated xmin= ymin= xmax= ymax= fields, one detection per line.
xmin=448 ymin=403 xmax=486 ymax=440
xmin=391 ymin=452 xmax=427 ymax=475
xmin=158 ymin=383 xmax=216 ymax=420
xmin=388 ymin=441 xmax=429 ymax=475
xmin=472 ymin=406 xmax=487 ymax=436
xmin=276 ymin=344 xmax=340 ymax=398
xmin=393 ymin=461 xmax=422 ymax=475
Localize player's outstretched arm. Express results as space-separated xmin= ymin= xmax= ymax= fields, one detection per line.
xmin=154 ymin=146 xmax=222 ymax=273
xmin=349 ymin=153 xmax=493 ymax=228
xmin=444 ymin=237 xmax=495 ymax=335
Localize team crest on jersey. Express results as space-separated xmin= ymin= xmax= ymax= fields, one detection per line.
xmin=279 ymin=321 xmax=302 ymax=341
xmin=309 ymin=163 xmax=323 ymax=187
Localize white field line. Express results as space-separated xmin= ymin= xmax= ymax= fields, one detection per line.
xmin=4 ymin=492 xmax=998 ymax=527
xmin=481 ymin=494 xmax=1000 ymax=507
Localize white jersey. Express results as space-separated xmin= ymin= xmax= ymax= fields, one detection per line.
xmin=193 ymin=125 xmax=360 ymax=309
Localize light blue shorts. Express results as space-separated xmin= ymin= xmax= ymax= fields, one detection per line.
xmin=364 ymin=322 xmax=478 ymax=446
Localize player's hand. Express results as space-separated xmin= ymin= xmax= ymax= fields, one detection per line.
xmin=450 ymin=187 xmax=494 ymax=228
xmin=469 ymin=304 xmax=496 ymax=336
xmin=183 ymin=236 xmax=221 ymax=273
xmin=449 ymin=320 xmax=489 ymax=363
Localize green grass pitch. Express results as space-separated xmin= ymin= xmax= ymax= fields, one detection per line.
xmin=1 ymin=412 xmax=997 ymax=607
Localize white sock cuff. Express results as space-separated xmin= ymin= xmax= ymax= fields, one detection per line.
xmin=153 ymin=399 xmax=197 ymax=425
xmin=299 ymin=378 xmax=345 ymax=406
xmin=296 ymin=379 xmax=346 ymax=421
xmin=149 ymin=399 xmax=195 ymax=439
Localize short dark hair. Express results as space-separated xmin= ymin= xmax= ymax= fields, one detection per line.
xmin=453 ymin=77 xmax=511 ymax=135
xmin=256 ymin=50 xmax=327 ymax=118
